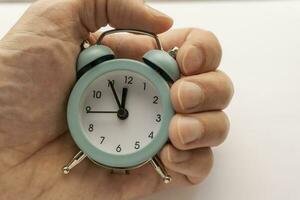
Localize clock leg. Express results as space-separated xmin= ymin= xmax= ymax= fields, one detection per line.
xmin=168 ymin=46 xmax=179 ymax=58
xmin=63 ymin=151 xmax=87 ymax=175
xmin=150 ymin=155 xmax=172 ymax=184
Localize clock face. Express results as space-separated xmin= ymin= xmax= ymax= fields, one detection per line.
xmin=80 ymin=70 xmax=163 ymax=155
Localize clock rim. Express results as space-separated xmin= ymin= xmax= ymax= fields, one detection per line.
xmin=67 ymin=58 xmax=174 ymax=168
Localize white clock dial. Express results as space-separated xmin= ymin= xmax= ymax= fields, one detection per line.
xmin=80 ymin=70 xmax=163 ymax=155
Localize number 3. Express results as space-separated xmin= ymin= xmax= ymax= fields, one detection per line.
xmin=156 ymin=114 xmax=161 ymax=122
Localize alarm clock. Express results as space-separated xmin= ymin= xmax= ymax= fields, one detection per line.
xmin=63 ymin=29 xmax=180 ymax=183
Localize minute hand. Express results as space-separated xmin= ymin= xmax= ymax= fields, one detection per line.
xmin=108 ymin=81 xmax=121 ymax=108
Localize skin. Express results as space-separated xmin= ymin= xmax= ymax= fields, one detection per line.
xmin=0 ymin=0 xmax=234 ymax=200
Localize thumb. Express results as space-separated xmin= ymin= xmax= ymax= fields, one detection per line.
xmin=1 ymin=0 xmax=173 ymax=49
xmin=79 ymin=0 xmax=173 ymax=34
xmin=23 ymin=0 xmax=173 ymax=43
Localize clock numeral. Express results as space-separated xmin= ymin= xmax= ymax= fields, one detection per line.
xmin=88 ymin=124 xmax=94 ymax=132
xmin=155 ymin=114 xmax=161 ymax=123
xmin=108 ymin=80 xmax=115 ymax=87
xmin=92 ymin=90 xmax=102 ymax=99
xmin=143 ymin=82 xmax=147 ymax=91
xmin=100 ymin=136 xmax=105 ymax=144
xmin=134 ymin=141 xmax=141 ymax=150
xmin=124 ymin=76 xmax=133 ymax=84
xmin=153 ymin=96 xmax=159 ymax=104
xmin=116 ymin=144 xmax=122 ymax=152
xmin=86 ymin=106 xmax=91 ymax=113
xmin=148 ymin=131 xmax=154 ymax=139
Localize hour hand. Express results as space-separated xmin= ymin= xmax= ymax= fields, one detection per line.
xmin=108 ymin=81 xmax=121 ymax=108
xmin=117 ymin=87 xmax=129 ymax=120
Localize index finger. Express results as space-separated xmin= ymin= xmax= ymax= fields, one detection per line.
xmin=93 ymin=28 xmax=222 ymax=75
xmin=161 ymin=28 xmax=222 ymax=75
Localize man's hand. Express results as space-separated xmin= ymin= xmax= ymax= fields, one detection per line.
xmin=0 ymin=0 xmax=233 ymax=200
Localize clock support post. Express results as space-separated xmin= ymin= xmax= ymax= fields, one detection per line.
xmin=150 ymin=155 xmax=172 ymax=184
xmin=63 ymin=151 xmax=87 ymax=175
xmin=63 ymin=151 xmax=172 ymax=184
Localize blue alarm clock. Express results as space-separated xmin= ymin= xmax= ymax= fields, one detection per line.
xmin=63 ymin=29 xmax=179 ymax=183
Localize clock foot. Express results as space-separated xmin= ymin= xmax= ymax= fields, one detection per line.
xmin=150 ymin=155 xmax=172 ymax=184
xmin=168 ymin=47 xmax=179 ymax=59
xmin=63 ymin=151 xmax=87 ymax=175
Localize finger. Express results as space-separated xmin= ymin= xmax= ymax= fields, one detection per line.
xmin=160 ymin=145 xmax=214 ymax=185
xmin=169 ymin=112 xmax=230 ymax=150
xmin=161 ymin=28 xmax=222 ymax=75
xmin=171 ymin=70 xmax=234 ymax=113
xmin=90 ymin=31 xmax=158 ymax=59
xmin=92 ymin=28 xmax=222 ymax=74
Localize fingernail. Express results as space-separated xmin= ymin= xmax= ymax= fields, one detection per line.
xmin=177 ymin=116 xmax=204 ymax=144
xmin=178 ymin=81 xmax=203 ymax=110
xmin=182 ymin=45 xmax=204 ymax=74
xmin=167 ymin=146 xmax=191 ymax=163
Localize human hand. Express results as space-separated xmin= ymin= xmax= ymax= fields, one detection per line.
xmin=0 ymin=0 xmax=233 ymax=200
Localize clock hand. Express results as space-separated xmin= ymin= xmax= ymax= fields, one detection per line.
xmin=87 ymin=110 xmax=118 ymax=114
xmin=118 ymin=87 xmax=129 ymax=120
xmin=121 ymin=87 xmax=128 ymax=109
xmin=108 ymin=81 xmax=129 ymax=120
xmin=108 ymin=81 xmax=121 ymax=108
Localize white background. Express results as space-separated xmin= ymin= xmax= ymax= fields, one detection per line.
xmin=1 ymin=1 xmax=300 ymax=200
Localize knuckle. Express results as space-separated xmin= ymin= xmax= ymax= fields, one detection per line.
xmin=214 ymin=111 xmax=230 ymax=146
xmin=185 ymin=27 xmax=202 ymax=37
xmin=191 ymin=28 xmax=222 ymax=69
xmin=218 ymin=70 xmax=234 ymax=108
xmin=191 ymin=28 xmax=222 ymax=51
xmin=202 ymin=147 xmax=214 ymax=176
xmin=168 ymin=115 xmax=185 ymax=149
xmin=187 ymin=148 xmax=214 ymax=185
xmin=205 ymin=147 xmax=214 ymax=167
xmin=204 ymin=30 xmax=222 ymax=53
xmin=211 ymin=71 xmax=234 ymax=110
xmin=168 ymin=132 xmax=183 ymax=150
xmin=186 ymin=176 xmax=203 ymax=185
xmin=169 ymin=132 xmax=190 ymax=151
xmin=175 ymin=143 xmax=191 ymax=151
xmin=169 ymin=132 xmax=193 ymax=151
xmin=170 ymin=80 xmax=184 ymax=112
